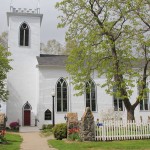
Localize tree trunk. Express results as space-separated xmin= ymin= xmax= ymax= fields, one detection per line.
xmin=127 ymin=108 xmax=135 ymax=121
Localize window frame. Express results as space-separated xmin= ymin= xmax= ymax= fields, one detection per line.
xmin=56 ymin=78 xmax=68 ymax=112
xmin=19 ymin=22 xmax=30 ymax=47
xmin=85 ymin=79 xmax=97 ymax=112
xmin=138 ymin=82 xmax=150 ymax=111
xmin=113 ymin=86 xmax=124 ymax=111
xmin=44 ymin=109 xmax=52 ymax=120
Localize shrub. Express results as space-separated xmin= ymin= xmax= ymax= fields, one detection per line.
xmin=0 ymin=130 xmax=7 ymax=143
xmin=68 ymin=127 xmax=81 ymax=141
xmin=5 ymin=127 xmax=10 ymax=130
xmin=53 ymin=123 xmax=67 ymax=140
xmin=47 ymin=124 xmax=53 ymax=129
xmin=9 ymin=122 xmax=19 ymax=130
xmin=42 ymin=124 xmax=47 ymax=130
xmin=42 ymin=124 xmax=53 ymax=130
xmin=68 ymin=132 xmax=81 ymax=141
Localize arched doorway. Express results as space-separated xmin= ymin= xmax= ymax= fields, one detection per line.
xmin=23 ymin=101 xmax=32 ymax=126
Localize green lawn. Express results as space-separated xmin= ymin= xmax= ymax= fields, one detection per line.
xmin=48 ymin=139 xmax=150 ymax=150
xmin=0 ymin=133 xmax=22 ymax=150
xmin=40 ymin=129 xmax=53 ymax=137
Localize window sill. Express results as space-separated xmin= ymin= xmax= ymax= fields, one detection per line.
xmin=114 ymin=110 xmax=125 ymax=112
xmin=56 ymin=112 xmax=68 ymax=114
xmin=92 ymin=111 xmax=98 ymax=113
xmin=139 ymin=110 xmax=150 ymax=112
xmin=19 ymin=45 xmax=30 ymax=48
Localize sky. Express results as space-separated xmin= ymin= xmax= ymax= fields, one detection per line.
xmin=0 ymin=0 xmax=66 ymax=45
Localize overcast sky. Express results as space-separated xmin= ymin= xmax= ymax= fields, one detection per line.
xmin=0 ymin=0 xmax=66 ymax=45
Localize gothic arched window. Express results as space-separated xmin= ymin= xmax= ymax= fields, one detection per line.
xmin=138 ymin=83 xmax=150 ymax=111
xmin=23 ymin=101 xmax=32 ymax=110
xmin=113 ymin=86 xmax=124 ymax=111
xmin=20 ymin=22 xmax=29 ymax=46
xmin=85 ymin=79 xmax=97 ymax=111
xmin=44 ymin=109 xmax=51 ymax=120
xmin=56 ymin=78 xmax=68 ymax=112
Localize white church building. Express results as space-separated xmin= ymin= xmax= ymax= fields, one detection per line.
xmin=2 ymin=5 xmax=150 ymax=128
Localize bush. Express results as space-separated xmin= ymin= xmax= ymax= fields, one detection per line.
xmin=0 ymin=130 xmax=7 ymax=143
xmin=47 ymin=124 xmax=53 ymax=129
xmin=68 ymin=132 xmax=81 ymax=141
xmin=5 ymin=127 xmax=10 ymax=130
xmin=42 ymin=124 xmax=53 ymax=130
xmin=53 ymin=123 xmax=67 ymax=140
xmin=9 ymin=122 xmax=19 ymax=130
xmin=42 ymin=124 xmax=47 ymax=130
xmin=68 ymin=127 xmax=81 ymax=141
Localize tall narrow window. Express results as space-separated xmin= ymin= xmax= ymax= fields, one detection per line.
xmin=57 ymin=78 xmax=68 ymax=112
xmin=113 ymin=87 xmax=124 ymax=111
xmin=20 ymin=23 xmax=29 ymax=46
xmin=44 ymin=109 xmax=51 ymax=120
xmin=85 ymin=79 xmax=96 ymax=111
xmin=138 ymin=83 xmax=150 ymax=111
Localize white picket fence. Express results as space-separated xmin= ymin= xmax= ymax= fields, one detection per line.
xmin=95 ymin=120 xmax=150 ymax=141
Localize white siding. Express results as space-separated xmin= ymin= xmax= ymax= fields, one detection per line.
xmin=37 ymin=66 xmax=150 ymax=128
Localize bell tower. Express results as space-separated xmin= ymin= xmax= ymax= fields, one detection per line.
xmin=7 ymin=5 xmax=43 ymax=126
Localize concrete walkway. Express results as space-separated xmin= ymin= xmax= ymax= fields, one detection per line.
xmin=20 ymin=132 xmax=57 ymax=150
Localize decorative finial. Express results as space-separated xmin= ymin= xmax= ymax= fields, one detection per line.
xmin=37 ymin=0 xmax=40 ymax=8
xmin=37 ymin=0 xmax=40 ymax=13
xmin=10 ymin=0 xmax=13 ymax=11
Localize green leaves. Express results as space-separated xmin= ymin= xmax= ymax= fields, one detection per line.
xmin=0 ymin=45 xmax=12 ymax=101
xmin=56 ymin=0 xmax=150 ymax=109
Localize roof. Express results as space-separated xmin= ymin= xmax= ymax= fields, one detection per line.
xmin=37 ymin=54 xmax=150 ymax=68
xmin=36 ymin=54 xmax=67 ymax=67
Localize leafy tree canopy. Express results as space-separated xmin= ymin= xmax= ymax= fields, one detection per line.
xmin=40 ymin=39 xmax=65 ymax=55
xmin=0 ymin=44 xmax=12 ymax=101
xmin=0 ymin=32 xmax=8 ymax=49
xmin=56 ymin=0 xmax=150 ymax=120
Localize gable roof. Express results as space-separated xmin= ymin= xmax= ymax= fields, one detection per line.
xmin=36 ymin=54 xmax=67 ymax=66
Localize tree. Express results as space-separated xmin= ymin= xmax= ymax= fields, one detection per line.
xmin=40 ymin=39 xmax=65 ymax=55
xmin=64 ymin=40 xmax=78 ymax=55
xmin=0 ymin=44 xmax=12 ymax=101
xmin=56 ymin=0 xmax=150 ymax=120
xmin=0 ymin=32 xmax=8 ymax=49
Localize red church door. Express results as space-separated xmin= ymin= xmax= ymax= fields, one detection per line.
xmin=24 ymin=110 xmax=31 ymax=126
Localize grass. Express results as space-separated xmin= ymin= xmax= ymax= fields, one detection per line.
xmin=40 ymin=129 xmax=53 ymax=137
xmin=48 ymin=139 xmax=150 ymax=150
xmin=0 ymin=133 xmax=22 ymax=150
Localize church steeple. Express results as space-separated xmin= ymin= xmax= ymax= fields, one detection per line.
xmin=6 ymin=2 xmax=43 ymax=126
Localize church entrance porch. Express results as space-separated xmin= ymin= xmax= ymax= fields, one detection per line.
xmin=23 ymin=101 xmax=32 ymax=126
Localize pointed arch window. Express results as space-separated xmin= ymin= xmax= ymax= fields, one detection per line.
xmin=85 ymin=79 xmax=97 ymax=111
xmin=44 ymin=109 xmax=52 ymax=120
xmin=138 ymin=83 xmax=150 ymax=111
xmin=113 ymin=86 xmax=124 ymax=111
xmin=20 ymin=23 xmax=29 ymax=46
xmin=23 ymin=101 xmax=32 ymax=110
xmin=57 ymin=78 xmax=68 ymax=112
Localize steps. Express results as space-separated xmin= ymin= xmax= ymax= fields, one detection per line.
xmin=19 ymin=126 xmax=40 ymax=133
